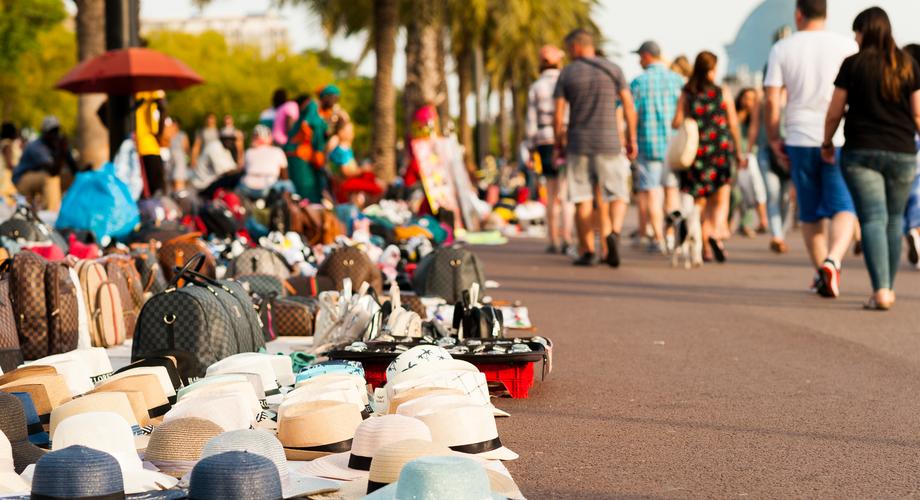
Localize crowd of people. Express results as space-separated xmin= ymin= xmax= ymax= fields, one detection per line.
xmin=527 ymin=0 xmax=920 ymax=310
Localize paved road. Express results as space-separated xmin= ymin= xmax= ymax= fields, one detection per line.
xmin=484 ymin=223 xmax=920 ymax=498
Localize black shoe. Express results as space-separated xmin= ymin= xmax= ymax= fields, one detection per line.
xmin=605 ymin=233 xmax=620 ymax=268
xmin=907 ymin=232 xmax=920 ymax=266
xmin=560 ymin=242 xmax=571 ymax=255
xmin=853 ymin=240 xmax=862 ymax=256
xmin=545 ymin=244 xmax=559 ymax=254
xmin=708 ymin=237 xmax=726 ymax=263
xmin=573 ymin=252 xmax=597 ymax=267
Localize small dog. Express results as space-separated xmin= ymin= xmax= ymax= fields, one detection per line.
xmin=665 ymin=194 xmax=703 ymax=269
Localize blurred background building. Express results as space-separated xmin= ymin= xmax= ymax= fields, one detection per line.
xmin=141 ymin=11 xmax=288 ymax=56
xmin=725 ymin=0 xmax=796 ymax=87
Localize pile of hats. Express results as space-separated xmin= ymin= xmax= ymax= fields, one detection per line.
xmin=0 ymin=344 xmax=522 ymax=499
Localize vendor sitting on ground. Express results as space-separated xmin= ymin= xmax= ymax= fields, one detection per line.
xmin=238 ymin=125 xmax=291 ymax=199
xmin=326 ymin=122 xmax=382 ymax=207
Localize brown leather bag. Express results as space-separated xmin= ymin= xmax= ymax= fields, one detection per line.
xmin=273 ymin=193 xmax=343 ymax=246
xmin=317 ymin=246 xmax=383 ymax=294
xmin=0 ymin=263 xmax=23 ymax=371
xmin=157 ymin=233 xmax=215 ymax=282
xmin=44 ymin=262 xmax=79 ymax=355
xmin=261 ymin=297 xmax=313 ymax=338
xmin=9 ymin=251 xmax=49 ymax=360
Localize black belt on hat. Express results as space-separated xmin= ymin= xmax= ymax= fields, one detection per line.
xmin=264 ymin=388 xmax=281 ymax=397
xmin=347 ymin=453 xmax=373 ymax=471
xmin=147 ymin=402 xmax=171 ymax=418
xmin=32 ymin=492 xmax=126 ymax=500
xmin=38 ymin=413 xmax=50 ymax=425
xmin=27 ymin=422 xmax=44 ymax=436
xmin=366 ymin=480 xmax=388 ymax=494
xmin=285 ymin=438 xmax=353 ymax=454
xmin=449 ymin=437 xmax=503 ymax=455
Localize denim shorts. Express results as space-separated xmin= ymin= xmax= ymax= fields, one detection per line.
xmin=635 ymin=156 xmax=678 ymax=192
xmin=786 ymin=146 xmax=855 ymax=222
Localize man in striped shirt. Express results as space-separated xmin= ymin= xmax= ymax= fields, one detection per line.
xmin=630 ymin=41 xmax=685 ymax=253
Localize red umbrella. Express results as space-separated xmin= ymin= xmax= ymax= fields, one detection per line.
xmin=56 ymin=47 xmax=204 ymax=94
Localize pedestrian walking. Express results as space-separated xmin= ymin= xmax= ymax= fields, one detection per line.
xmin=671 ymin=52 xmax=744 ymax=263
xmin=734 ymin=88 xmax=770 ymax=236
xmin=553 ymin=29 xmax=638 ymax=267
xmin=823 ymin=7 xmax=920 ymax=310
xmin=764 ymin=0 xmax=858 ymax=297
xmin=900 ymin=44 xmax=920 ymax=269
xmin=631 ymin=41 xmax=685 ymax=254
xmin=526 ymin=44 xmax=572 ymax=255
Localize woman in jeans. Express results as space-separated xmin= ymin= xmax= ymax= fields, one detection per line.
xmin=823 ymin=7 xmax=920 ymax=310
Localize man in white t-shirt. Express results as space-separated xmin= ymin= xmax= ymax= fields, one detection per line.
xmin=764 ymin=0 xmax=858 ymax=299
xmin=240 ymin=125 xmax=289 ymax=199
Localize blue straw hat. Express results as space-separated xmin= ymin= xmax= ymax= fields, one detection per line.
xmin=189 ymin=451 xmax=282 ymax=500
xmin=31 ymin=445 xmax=124 ymax=499
xmin=10 ymin=392 xmax=49 ymax=447
xmin=363 ymin=455 xmax=506 ymax=500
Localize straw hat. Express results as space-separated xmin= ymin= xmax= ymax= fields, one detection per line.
xmin=50 ymin=393 xmax=148 ymax=450
xmin=51 ymin=412 xmax=179 ymax=493
xmin=92 ymin=373 xmax=171 ymax=419
xmin=0 ymin=374 xmax=72 ymax=422
xmin=144 ymin=417 xmax=224 ymax=478
xmin=292 ymin=373 xmax=368 ymax=401
xmin=207 ymin=355 xmax=280 ymax=397
xmin=0 ymin=365 xmax=57 ymax=386
xmin=295 ymin=360 xmax=364 ymax=386
xmin=29 ymin=358 xmax=93 ymax=396
xmin=189 ymin=451 xmax=282 ymax=500
xmin=230 ymin=353 xmax=295 ymax=387
xmin=114 ymin=356 xmax=183 ymax=390
xmin=300 ymin=415 xmax=432 ymax=481
xmin=277 ymin=400 xmax=362 ymax=461
xmin=29 ymin=445 xmax=125 ymax=499
xmin=0 ymin=393 xmax=45 ymax=473
xmin=364 ymin=455 xmax=504 ymax=500
xmin=364 ymin=439 xmax=453 ymax=494
xmin=164 ymin=393 xmax=255 ymax=432
xmin=177 ymin=377 xmax=261 ymax=416
xmin=388 ymin=368 xmax=508 ymax=418
xmin=413 ymin=403 xmax=518 ymax=461
xmin=103 ymin=366 xmax=178 ymax=405
xmin=0 ymin=431 xmax=30 ymax=494
xmin=31 ymin=348 xmax=113 ymax=379
xmin=280 ymin=384 xmax=368 ymax=416
xmin=9 ymin=392 xmax=50 ymax=447
xmin=386 ymin=387 xmax=464 ymax=415
xmin=201 ymin=429 xmax=340 ymax=499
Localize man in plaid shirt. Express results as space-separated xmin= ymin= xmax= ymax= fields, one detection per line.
xmin=630 ymin=41 xmax=685 ymax=253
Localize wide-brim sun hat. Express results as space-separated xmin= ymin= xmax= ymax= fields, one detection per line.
xmin=50 ymin=392 xmax=149 ymax=450
xmin=176 ymin=377 xmax=262 ymax=416
xmin=199 ymin=429 xmax=340 ymax=499
xmin=92 ymin=373 xmax=171 ymax=420
xmin=413 ymin=403 xmax=518 ymax=461
xmin=386 ymin=387 xmax=465 ymax=415
xmin=104 ymin=366 xmax=178 ymax=405
xmin=0 ymin=393 xmax=45 ymax=473
xmin=0 ymin=374 xmax=72 ymax=422
xmin=299 ymin=414 xmax=432 ymax=481
xmin=277 ymin=400 xmax=362 ymax=461
xmin=30 ymin=348 xmax=113 ymax=380
xmin=0 ymin=430 xmax=29 ymax=494
xmin=144 ymin=417 xmax=224 ymax=478
xmin=363 ymin=455 xmax=506 ymax=500
xmin=50 ymin=411 xmax=178 ymax=493
xmin=279 ymin=385 xmax=368 ymax=416
xmin=28 ymin=358 xmax=93 ymax=396
xmin=0 ymin=365 xmax=58 ymax=386
xmin=189 ymin=451 xmax=283 ymax=500
xmin=230 ymin=353 xmax=295 ymax=387
xmin=164 ymin=392 xmax=255 ymax=432
xmin=114 ymin=356 xmax=184 ymax=390
xmin=291 ymin=373 xmax=368 ymax=402
xmin=206 ymin=354 xmax=280 ymax=397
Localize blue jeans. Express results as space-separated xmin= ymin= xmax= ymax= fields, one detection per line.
xmin=758 ymin=148 xmax=791 ymax=239
xmin=786 ymin=146 xmax=855 ymax=222
xmin=903 ymin=168 xmax=920 ymax=233
xmin=840 ymin=149 xmax=917 ymax=291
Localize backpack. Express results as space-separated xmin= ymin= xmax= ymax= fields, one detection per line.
xmin=101 ymin=255 xmax=145 ymax=338
xmin=228 ymin=247 xmax=291 ymax=279
xmin=412 ymin=246 xmax=485 ymax=303
xmin=73 ymin=259 xmax=127 ymax=347
xmin=157 ymin=233 xmax=215 ymax=282
xmin=317 ymin=246 xmax=383 ymax=294
xmin=0 ymin=270 xmax=23 ymax=371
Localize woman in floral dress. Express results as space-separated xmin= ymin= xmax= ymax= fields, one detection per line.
xmin=672 ymin=51 xmax=745 ymax=262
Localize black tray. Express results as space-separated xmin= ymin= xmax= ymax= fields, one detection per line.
xmin=326 ymin=339 xmax=547 ymax=364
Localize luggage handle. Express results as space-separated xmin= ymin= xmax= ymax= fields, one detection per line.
xmin=168 ymin=252 xmax=209 ymax=287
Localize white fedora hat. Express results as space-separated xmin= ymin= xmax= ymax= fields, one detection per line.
xmin=385 ymin=345 xmax=453 ymax=382
xmin=279 ymin=386 xmax=367 ymax=417
xmin=298 ymin=414 xmax=432 ymax=481
xmin=100 ymin=366 xmax=177 ymax=404
xmin=29 ymin=348 xmax=113 ymax=380
xmin=50 ymin=411 xmax=179 ymax=493
xmin=50 ymin=392 xmax=149 ymax=450
xmin=164 ymin=393 xmax=255 ymax=432
xmin=29 ymin=358 xmax=93 ymax=397
xmin=0 ymin=431 xmax=29 ymax=494
xmin=207 ymin=355 xmax=280 ymax=397
xmin=293 ymin=372 xmax=368 ymax=400
xmin=413 ymin=403 xmax=518 ymax=461
xmin=230 ymin=353 xmax=295 ymax=387
xmin=177 ymin=377 xmax=261 ymax=416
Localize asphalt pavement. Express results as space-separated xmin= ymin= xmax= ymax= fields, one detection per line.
xmin=484 ymin=222 xmax=920 ymax=498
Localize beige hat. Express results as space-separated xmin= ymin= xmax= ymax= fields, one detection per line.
xmin=299 ymin=415 xmax=432 ymax=481
xmin=50 ymin=392 xmax=143 ymax=442
xmin=144 ymin=417 xmax=224 ymax=478
xmin=0 ymin=430 xmax=30 ymax=494
xmin=92 ymin=374 xmax=170 ymax=420
xmin=364 ymin=439 xmax=453 ymax=494
xmin=117 ymin=390 xmax=153 ymax=427
xmin=277 ymin=400 xmax=362 ymax=461
xmin=102 ymin=366 xmax=177 ymax=404
xmin=387 ymin=387 xmax=464 ymax=415
xmin=0 ymin=374 xmax=72 ymax=422
xmin=164 ymin=393 xmax=255 ymax=432
xmin=0 ymin=366 xmax=57 ymax=386
xmin=280 ymin=383 xmax=368 ymax=416
xmin=414 ymin=403 xmax=518 ymax=461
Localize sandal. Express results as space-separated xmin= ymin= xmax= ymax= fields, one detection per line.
xmin=708 ymin=237 xmax=726 ymax=263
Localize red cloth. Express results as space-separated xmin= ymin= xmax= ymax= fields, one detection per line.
xmin=336 ymin=172 xmax=382 ymax=203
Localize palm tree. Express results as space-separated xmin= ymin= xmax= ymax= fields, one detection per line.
xmin=74 ymin=0 xmax=108 ymax=168
xmin=402 ymin=0 xmax=442 ymax=141
xmin=371 ymin=0 xmax=398 ymax=182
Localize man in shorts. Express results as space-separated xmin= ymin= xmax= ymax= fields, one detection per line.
xmin=554 ymin=29 xmax=638 ymax=267
xmin=630 ymin=41 xmax=685 ymax=253
xmin=764 ymin=0 xmax=858 ymax=297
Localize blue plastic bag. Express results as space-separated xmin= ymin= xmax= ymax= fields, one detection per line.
xmin=56 ymin=162 xmax=140 ymax=242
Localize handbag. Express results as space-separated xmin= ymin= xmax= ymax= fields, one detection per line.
xmin=667 ymin=117 xmax=699 ymax=171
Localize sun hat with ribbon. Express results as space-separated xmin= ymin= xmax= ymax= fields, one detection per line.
xmin=0 ymin=393 xmax=45 ymax=473
xmin=291 ymin=373 xmax=368 ymax=401
xmin=0 ymin=366 xmax=57 ymax=386
xmin=362 ymin=439 xmax=452 ymax=494
xmin=189 ymin=451 xmax=282 ymax=500
xmin=0 ymin=431 xmax=30 ymax=494
xmin=412 ymin=403 xmax=518 ymax=461
xmin=0 ymin=374 xmax=72 ymax=424
xmin=31 ymin=348 xmax=113 ymax=381
xmin=200 ymin=429 xmax=340 ymax=499
xmin=386 ymin=387 xmax=464 ymax=415
xmin=29 ymin=358 xmax=93 ymax=396
xmin=164 ymin=393 xmax=255 ymax=432
xmin=115 ymin=356 xmax=185 ymax=389
xmin=299 ymin=414 xmax=432 ymax=482
xmin=50 ymin=412 xmax=179 ymax=493
xmin=364 ymin=455 xmax=505 ymax=500
xmin=92 ymin=374 xmax=171 ymax=420
xmin=228 ymin=353 xmax=295 ymax=387
xmin=387 ymin=369 xmax=500 ymax=415
xmin=144 ymin=417 xmax=224 ymax=478
xmin=206 ymin=355 xmax=280 ymax=398
xmin=277 ymin=400 xmax=362 ymax=461
xmin=50 ymin=392 xmax=149 ymax=450
xmin=106 ymin=366 xmax=178 ymax=404
xmin=10 ymin=392 xmax=50 ymax=447
xmin=295 ymin=360 xmax=364 ymax=387
xmin=384 ymin=345 xmax=453 ymax=382
xmin=176 ymin=376 xmax=261 ymax=416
